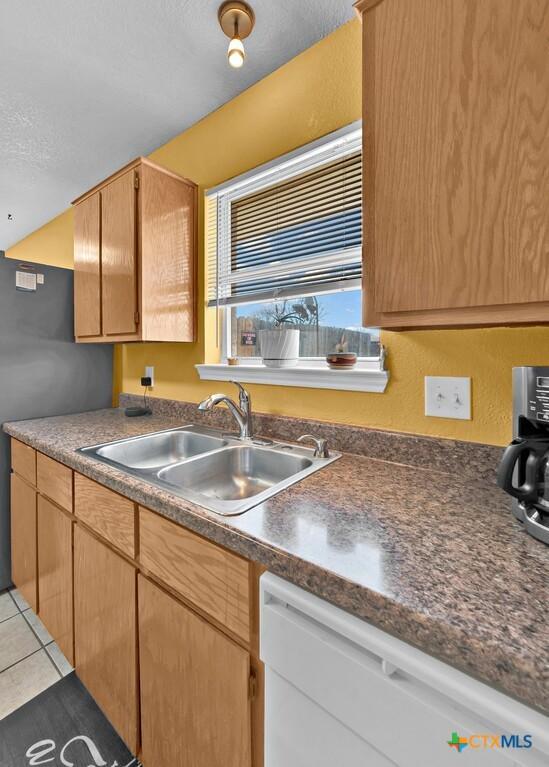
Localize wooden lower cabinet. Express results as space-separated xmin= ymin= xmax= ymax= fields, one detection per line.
xmin=10 ymin=473 xmax=37 ymax=612
xmin=138 ymin=574 xmax=252 ymax=767
xmin=74 ymin=526 xmax=138 ymax=753
xmin=37 ymin=496 xmax=74 ymax=664
xmin=10 ymin=449 xmax=261 ymax=763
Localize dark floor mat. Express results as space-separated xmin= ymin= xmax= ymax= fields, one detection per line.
xmin=0 ymin=672 xmax=140 ymax=767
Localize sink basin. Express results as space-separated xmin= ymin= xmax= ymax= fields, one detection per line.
xmin=79 ymin=424 xmax=339 ymax=515
xmin=159 ymin=445 xmax=312 ymax=501
xmin=96 ymin=430 xmax=227 ymax=471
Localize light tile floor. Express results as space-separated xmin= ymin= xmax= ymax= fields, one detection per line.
xmin=0 ymin=588 xmax=73 ymax=720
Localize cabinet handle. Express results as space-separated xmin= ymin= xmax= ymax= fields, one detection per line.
xmin=248 ymin=671 xmax=257 ymax=700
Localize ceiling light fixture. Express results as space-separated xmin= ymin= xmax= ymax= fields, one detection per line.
xmin=218 ymin=1 xmax=255 ymax=69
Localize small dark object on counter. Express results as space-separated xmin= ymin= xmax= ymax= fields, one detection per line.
xmin=126 ymin=378 xmax=152 ymax=416
xmin=125 ymin=406 xmax=152 ymax=417
xmin=124 ymin=377 xmax=152 ymax=418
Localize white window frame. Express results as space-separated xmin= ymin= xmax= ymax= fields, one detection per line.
xmin=197 ymin=122 xmax=389 ymax=393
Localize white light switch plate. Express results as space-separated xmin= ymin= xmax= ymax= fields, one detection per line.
xmin=425 ymin=376 xmax=471 ymax=420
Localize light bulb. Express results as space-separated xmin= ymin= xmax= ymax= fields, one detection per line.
xmin=228 ymin=36 xmax=245 ymax=68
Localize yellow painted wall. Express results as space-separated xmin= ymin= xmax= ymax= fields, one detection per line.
xmin=6 ymin=19 xmax=549 ymax=446
xmin=6 ymin=208 xmax=74 ymax=270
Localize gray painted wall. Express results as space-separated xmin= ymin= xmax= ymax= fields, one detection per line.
xmin=0 ymin=253 xmax=113 ymax=589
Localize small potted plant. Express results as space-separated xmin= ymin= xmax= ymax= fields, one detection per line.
xmin=259 ymin=300 xmax=313 ymax=368
xmin=326 ymin=334 xmax=357 ymax=370
xmin=259 ymin=319 xmax=300 ymax=368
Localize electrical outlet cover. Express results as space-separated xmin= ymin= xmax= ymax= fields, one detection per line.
xmin=425 ymin=376 xmax=471 ymax=420
xmin=144 ymin=366 xmax=154 ymax=387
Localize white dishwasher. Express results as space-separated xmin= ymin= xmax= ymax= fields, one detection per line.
xmin=260 ymin=573 xmax=549 ymax=767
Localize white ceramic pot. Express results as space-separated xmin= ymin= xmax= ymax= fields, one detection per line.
xmin=259 ymin=328 xmax=300 ymax=368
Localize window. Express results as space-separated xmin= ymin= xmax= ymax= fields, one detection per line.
xmin=199 ymin=123 xmax=387 ymax=392
xmin=230 ymin=293 xmax=380 ymax=360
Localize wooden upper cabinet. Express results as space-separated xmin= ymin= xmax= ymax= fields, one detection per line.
xmin=74 ymin=192 xmax=101 ymax=338
xmin=357 ymin=0 xmax=549 ymax=328
xmin=101 ymin=170 xmax=137 ymax=336
xmin=72 ymin=158 xmax=197 ymax=343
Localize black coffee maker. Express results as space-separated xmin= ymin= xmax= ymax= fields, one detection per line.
xmin=497 ymin=366 xmax=549 ymax=544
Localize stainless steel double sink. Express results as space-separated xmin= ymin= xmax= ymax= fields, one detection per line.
xmin=78 ymin=425 xmax=339 ymax=515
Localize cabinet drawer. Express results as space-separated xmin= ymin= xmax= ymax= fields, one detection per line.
xmin=75 ymin=474 xmax=136 ymax=558
xmin=139 ymin=507 xmax=250 ymax=642
xmin=37 ymin=453 xmax=73 ymax=512
xmin=11 ymin=439 xmax=36 ymax=486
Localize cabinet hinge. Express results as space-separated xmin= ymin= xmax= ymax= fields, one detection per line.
xmin=134 ymin=172 xmax=139 ymax=190
xmin=248 ymin=672 xmax=257 ymax=701
xmin=134 ymin=311 xmax=140 ymax=325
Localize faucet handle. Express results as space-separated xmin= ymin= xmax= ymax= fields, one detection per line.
xmin=230 ymin=380 xmax=250 ymax=405
xmin=297 ymin=434 xmax=330 ymax=459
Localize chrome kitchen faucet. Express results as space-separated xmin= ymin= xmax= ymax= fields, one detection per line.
xmin=198 ymin=381 xmax=253 ymax=439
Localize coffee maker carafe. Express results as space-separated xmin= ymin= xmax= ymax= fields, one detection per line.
xmin=497 ymin=367 xmax=549 ymax=544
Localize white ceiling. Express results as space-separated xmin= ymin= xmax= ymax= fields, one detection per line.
xmin=0 ymin=0 xmax=355 ymax=250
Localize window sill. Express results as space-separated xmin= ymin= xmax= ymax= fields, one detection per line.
xmin=195 ymin=361 xmax=389 ymax=393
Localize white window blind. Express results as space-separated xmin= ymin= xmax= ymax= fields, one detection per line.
xmin=206 ymin=123 xmax=362 ymax=308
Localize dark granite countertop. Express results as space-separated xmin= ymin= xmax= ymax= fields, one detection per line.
xmin=4 ymin=406 xmax=548 ymax=716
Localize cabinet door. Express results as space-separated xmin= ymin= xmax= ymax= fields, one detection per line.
xmin=101 ymin=170 xmax=138 ymax=336
xmin=362 ymin=0 xmax=549 ymax=327
xmin=139 ymin=575 xmax=252 ymax=767
xmin=10 ymin=474 xmax=37 ymax=612
xmin=74 ymin=192 xmax=101 ymax=338
xmin=140 ymin=163 xmax=197 ymax=342
xmin=37 ymin=496 xmax=73 ymax=664
xmin=74 ymin=526 xmax=138 ymax=752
